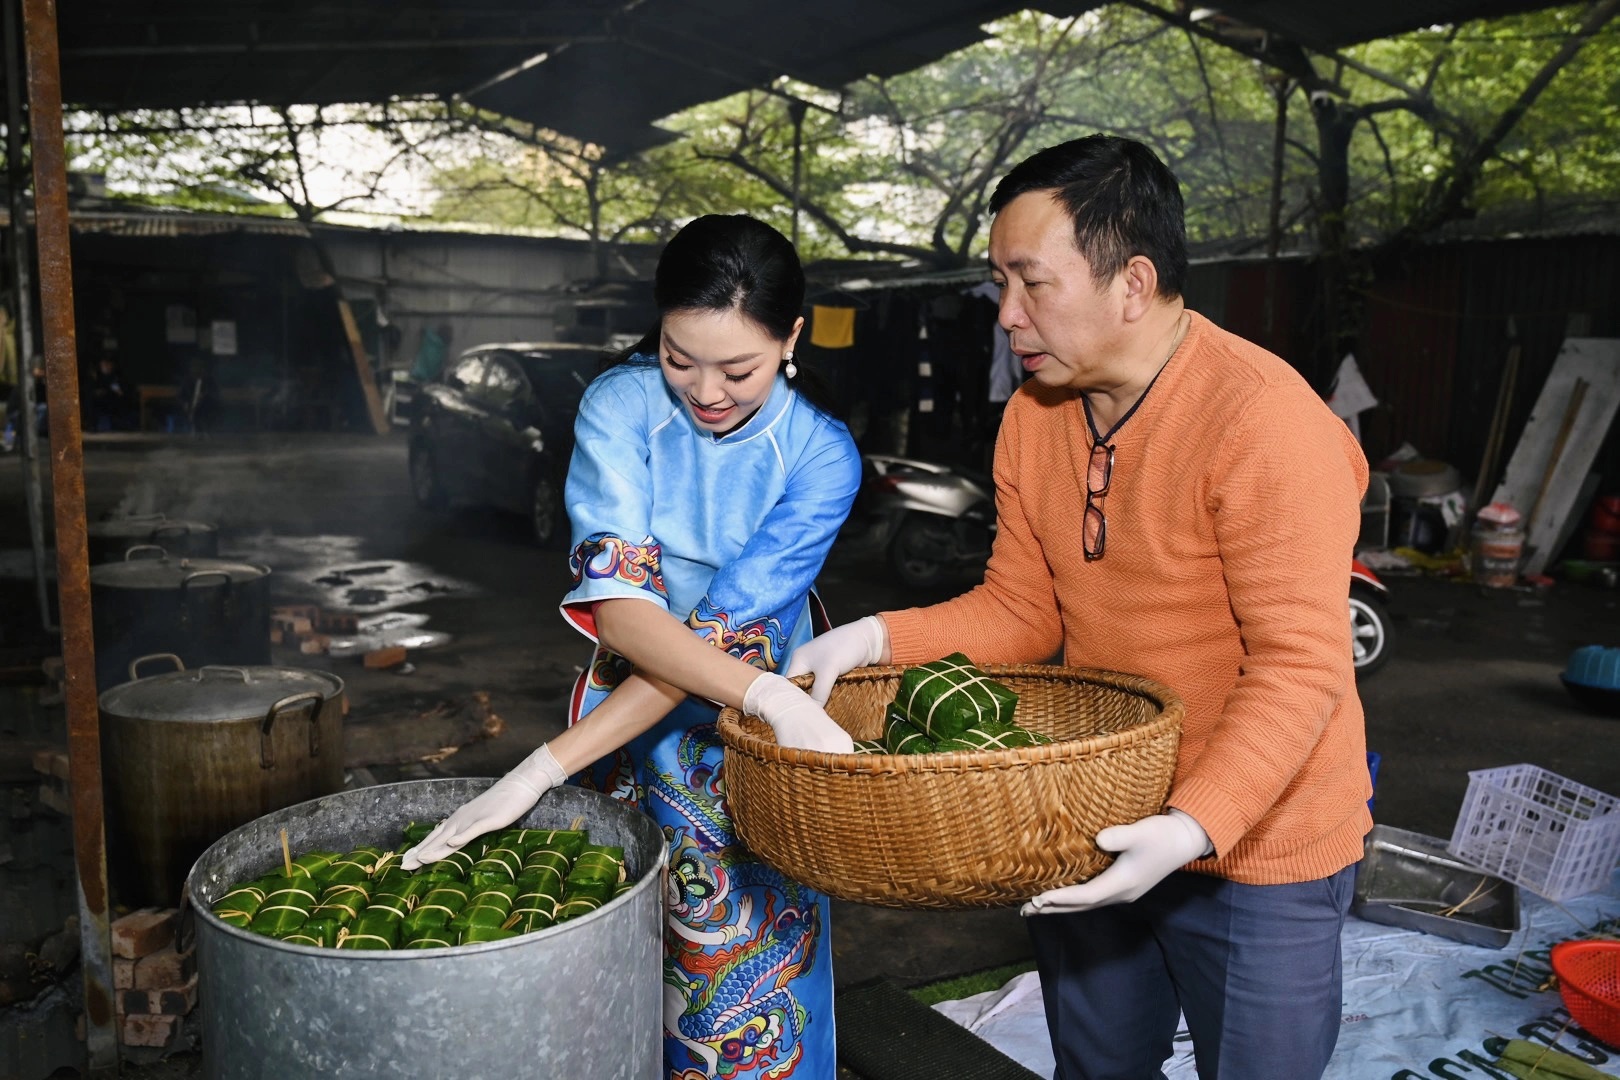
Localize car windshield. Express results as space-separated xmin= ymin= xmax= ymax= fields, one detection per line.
xmin=513 ymin=349 xmax=603 ymax=410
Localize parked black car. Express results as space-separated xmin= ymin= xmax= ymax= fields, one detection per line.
xmin=408 ymin=342 xmax=607 ymax=546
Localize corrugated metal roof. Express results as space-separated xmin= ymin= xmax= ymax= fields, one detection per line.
xmin=52 ymin=1 xmax=1574 ymax=154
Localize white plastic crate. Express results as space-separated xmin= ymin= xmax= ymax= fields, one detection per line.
xmin=1447 ymin=764 xmax=1620 ymax=901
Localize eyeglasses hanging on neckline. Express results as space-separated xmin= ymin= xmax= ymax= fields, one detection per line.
xmin=1084 ymin=442 xmax=1113 ymax=561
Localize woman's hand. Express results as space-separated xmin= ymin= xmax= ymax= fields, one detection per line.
xmin=743 ymin=672 xmax=856 ymax=754
xmin=400 ymin=744 xmax=569 ymax=869
xmin=782 ymin=616 xmax=889 ymax=705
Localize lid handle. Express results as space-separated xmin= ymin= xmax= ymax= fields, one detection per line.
xmin=181 ymin=569 xmax=232 ymax=591
xmin=261 ymin=691 xmax=325 ymax=768
xmin=127 ymin=653 xmax=185 ymax=681
xmin=197 ymin=665 xmax=252 ymax=684
xmin=123 ymin=544 xmax=168 ymax=561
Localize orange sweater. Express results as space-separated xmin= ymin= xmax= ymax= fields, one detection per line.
xmin=883 ymin=312 xmax=1372 ymax=885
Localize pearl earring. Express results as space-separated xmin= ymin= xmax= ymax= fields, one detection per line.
xmin=784 ymin=352 xmax=798 ymax=379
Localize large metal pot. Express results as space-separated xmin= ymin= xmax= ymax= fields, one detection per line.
xmin=89 ymin=549 xmax=271 ymax=691
xmin=101 ymin=657 xmax=345 ymax=908
xmin=187 ymin=780 xmax=666 ymax=1080
xmin=87 ymin=513 xmax=218 ymax=565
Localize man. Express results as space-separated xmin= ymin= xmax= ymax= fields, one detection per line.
xmin=788 ymin=135 xmax=1370 ymax=1079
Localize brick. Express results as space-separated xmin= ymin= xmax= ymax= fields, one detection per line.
xmin=132 ymin=945 xmax=195 ymax=990
xmin=37 ymin=783 xmax=71 ymax=816
xmin=299 ymin=634 xmax=330 ymax=655
xmin=113 ymin=957 xmax=135 ymax=990
xmin=363 ymin=646 xmax=408 ymax=670
xmin=119 ymin=988 xmax=153 ymax=1015
xmin=121 ymin=1014 xmax=178 ymax=1048
xmin=318 ymin=610 xmax=360 ymax=634
xmin=111 ymin=909 xmax=174 ymax=960
xmin=157 ymin=974 xmax=198 ymax=1015
xmin=31 ymin=748 xmax=70 ymax=781
xmin=269 ymin=627 xmax=284 ymax=645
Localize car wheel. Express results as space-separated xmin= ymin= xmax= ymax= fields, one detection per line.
xmin=890 ymin=515 xmax=953 ymax=589
xmin=1350 ymin=585 xmax=1394 ymax=677
xmin=531 ymin=473 xmax=564 ymax=548
xmin=410 ymin=442 xmax=447 ymax=510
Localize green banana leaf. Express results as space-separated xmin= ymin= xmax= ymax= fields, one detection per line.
xmin=510 ymin=829 xmax=585 ymax=857
xmin=287 ymin=852 xmax=341 ymax=882
xmin=280 ymin=917 xmax=341 ymax=949
xmin=521 ymin=848 xmax=572 ymax=888
xmin=427 ymin=849 xmax=474 ymax=880
xmin=246 ymin=878 xmax=319 ymax=936
xmin=401 ymin=821 xmax=437 ymax=845
xmin=852 ymin=739 xmax=888 ymax=755
xmin=211 ymin=881 xmax=267 ymax=920
xmin=567 ymin=846 xmax=624 ymax=888
xmin=555 ymin=894 xmax=603 ymax=923
xmin=472 ymin=843 xmax=524 ymax=882
xmin=612 ymin=879 xmax=634 ymax=899
xmin=402 ymin=906 xmax=451 ymax=935
xmin=883 ymin=708 xmax=936 ymax=755
xmin=459 ymin=925 xmax=518 ymax=944
xmin=312 ymin=882 xmax=371 ymax=924
xmin=934 ymin=727 xmax=1049 ymax=752
xmin=402 ymin=926 xmax=459 ymax=949
xmin=215 ymin=910 xmax=252 ymax=929
xmin=413 ymin=883 xmax=472 ymax=925
xmin=451 ymin=883 xmax=518 ymax=931
xmin=895 ymin=653 xmax=1017 ymax=740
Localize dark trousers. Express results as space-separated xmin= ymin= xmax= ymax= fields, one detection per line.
xmin=1027 ymin=865 xmax=1355 ymax=1080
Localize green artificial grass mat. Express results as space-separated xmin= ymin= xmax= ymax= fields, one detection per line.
xmin=907 ymin=959 xmax=1038 ymax=1007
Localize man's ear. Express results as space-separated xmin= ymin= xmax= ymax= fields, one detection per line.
xmin=1120 ymin=255 xmax=1161 ymax=323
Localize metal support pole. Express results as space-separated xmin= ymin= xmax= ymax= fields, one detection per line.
xmin=1263 ymin=79 xmax=1289 ymax=346
xmin=788 ymin=98 xmax=808 ymax=251
xmin=19 ymin=0 xmax=118 ymax=1071
xmin=4 ymin=0 xmax=49 ymax=630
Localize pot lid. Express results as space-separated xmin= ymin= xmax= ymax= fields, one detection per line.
xmin=100 ymin=662 xmax=343 ymax=722
xmin=90 ymin=555 xmax=270 ymax=590
xmin=88 ymin=514 xmax=217 ymax=539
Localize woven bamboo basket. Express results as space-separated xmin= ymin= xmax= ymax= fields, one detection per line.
xmin=716 ymin=664 xmax=1184 ymax=909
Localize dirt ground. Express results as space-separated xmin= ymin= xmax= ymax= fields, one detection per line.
xmin=3 ymin=430 xmax=1619 ymax=1076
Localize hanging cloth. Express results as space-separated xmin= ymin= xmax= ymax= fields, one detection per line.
xmin=810 ymin=305 xmax=857 ymax=349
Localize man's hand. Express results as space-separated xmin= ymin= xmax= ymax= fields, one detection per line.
xmin=401 ymin=744 xmax=569 ymax=870
xmin=781 ymin=616 xmax=888 ymax=705
xmin=1021 ymin=808 xmax=1213 ymax=915
xmin=744 ymin=672 xmax=856 ymax=754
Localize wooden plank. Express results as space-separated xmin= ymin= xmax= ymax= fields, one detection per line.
xmin=336 ymin=296 xmax=390 ymax=435
xmin=1490 ymin=338 xmax=1620 ymax=574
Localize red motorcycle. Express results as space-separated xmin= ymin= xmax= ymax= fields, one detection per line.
xmin=1350 ymin=559 xmax=1394 ymax=676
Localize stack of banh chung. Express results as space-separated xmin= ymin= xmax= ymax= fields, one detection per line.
xmin=210 ymin=823 xmax=631 ymax=950
xmin=853 ymin=652 xmax=1054 ymax=755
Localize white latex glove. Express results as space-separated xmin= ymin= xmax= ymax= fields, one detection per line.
xmin=400 ymin=744 xmax=569 ymax=870
xmin=1020 ymin=808 xmax=1213 ymax=915
xmin=781 ymin=616 xmax=887 ymax=706
xmin=744 ymin=672 xmax=856 ymax=754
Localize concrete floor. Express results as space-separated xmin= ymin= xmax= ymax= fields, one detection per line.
xmin=4 ymin=430 xmax=1620 ymax=1076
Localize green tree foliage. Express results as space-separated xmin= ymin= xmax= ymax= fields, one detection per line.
xmin=66 ymin=4 xmax=1620 ymax=276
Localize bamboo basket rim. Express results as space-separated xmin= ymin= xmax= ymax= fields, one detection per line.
xmin=717 ymin=663 xmax=1185 ymax=772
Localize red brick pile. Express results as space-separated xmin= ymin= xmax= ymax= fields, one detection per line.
xmin=110 ymin=908 xmax=197 ymax=1051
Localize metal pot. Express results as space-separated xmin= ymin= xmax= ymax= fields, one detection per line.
xmin=101 ymin=656 xmax=346 ymax=908
xmin=187 ymin=780 xmax=666 ymax=1080
xmin=89 ymin=548 xmax=271 ymax=691
xmin=86 ymin=513 xmax=219 ymax=565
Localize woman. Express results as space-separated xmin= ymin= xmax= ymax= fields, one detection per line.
xmin=406 ymin=214 xmax=861 ymax=1079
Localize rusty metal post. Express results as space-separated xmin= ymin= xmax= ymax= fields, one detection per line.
xmin=4 ymin=0 xmax=51 ymax=632
xmin=20 ymin=0 xmax=118 ymax=1071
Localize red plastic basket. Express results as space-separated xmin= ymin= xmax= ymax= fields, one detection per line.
xmin=1550 ymin=940 xmax=1620 ymax=1047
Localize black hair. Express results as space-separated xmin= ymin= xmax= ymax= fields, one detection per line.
xmin=988 ymin=135 xmax=1188 ymax=300
xmin=607 ymin=214 xmax=842 ymax=420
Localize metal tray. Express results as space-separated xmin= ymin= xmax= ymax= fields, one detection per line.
xmin=1353 ymin=824 xmax=1521 ymax=948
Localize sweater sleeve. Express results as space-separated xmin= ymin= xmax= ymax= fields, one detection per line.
xmin=1167 ymin=385 xmax=1368 ymax=856
xmin=882 ymin=391 xmax=1065 ymax=666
